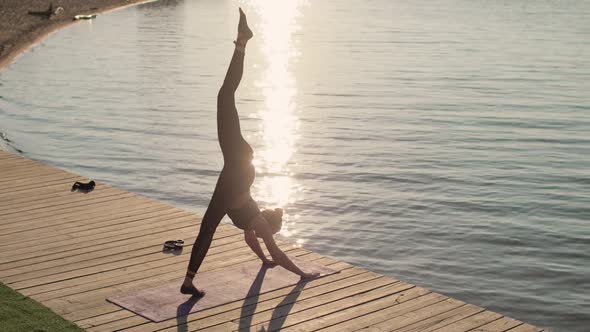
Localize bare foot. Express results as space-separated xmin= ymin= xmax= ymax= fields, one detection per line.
xmin=180 ymin=283 xmax=206 ymax=298
xmin=300 ymin=272 xmax=320 ymax=281
xmin=237 ymin=7 xmax=253 ymax=45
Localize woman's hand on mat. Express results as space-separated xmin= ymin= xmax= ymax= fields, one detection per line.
xmin=300 ymin=272 xmax=320 ymax=280
xmin=262 ymin=259 xmax=278 ymax=267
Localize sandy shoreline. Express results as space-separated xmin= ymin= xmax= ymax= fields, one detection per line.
xmin=0 ymin=0 xmax=155 ymax=71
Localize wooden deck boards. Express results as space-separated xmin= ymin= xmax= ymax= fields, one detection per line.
xmin=0 ymin=150 xmax=546 ymax=331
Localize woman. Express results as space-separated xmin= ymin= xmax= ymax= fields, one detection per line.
xmin=181 ymin=8 xmax=319 ymax=297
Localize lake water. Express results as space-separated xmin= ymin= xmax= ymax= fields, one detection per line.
xmin=1 ymin=0 xmax=589 ymax=330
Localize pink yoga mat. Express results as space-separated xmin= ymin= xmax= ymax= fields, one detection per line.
xmin=107 ymin=257 xmax=339 ymax=322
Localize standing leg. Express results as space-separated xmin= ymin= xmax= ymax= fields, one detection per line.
xmin=182 ymin=178 xmax=226 ymax=296
xmin=217 ymin=8 xmax=253 ymax=160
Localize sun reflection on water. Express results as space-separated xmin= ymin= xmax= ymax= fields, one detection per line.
xmin=245 ymin=0 xmax=307 ymax=240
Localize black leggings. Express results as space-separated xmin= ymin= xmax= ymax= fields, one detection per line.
xmin=217 ymin=49 xmax=248 ymax=161
xmin=185 ymin=47 xmax=249 ymax=275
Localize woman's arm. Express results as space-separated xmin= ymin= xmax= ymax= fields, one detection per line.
xmin=252 ymin=216 xmax=319 ymax=279
xmin=244 ymin=230 xmax=274 ymax=265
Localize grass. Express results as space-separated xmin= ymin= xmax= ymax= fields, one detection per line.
xmin=0 ymin=282 xmax=85 ymax=332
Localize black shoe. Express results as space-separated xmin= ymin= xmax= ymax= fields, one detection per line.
xmin=163 ymin=239 xmax=184 ymax=251
xmin=71 ymin=180 xmax=96 ymax=193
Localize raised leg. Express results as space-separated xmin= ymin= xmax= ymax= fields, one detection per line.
xmin=217 ymin=8 xmax=253 ymax=160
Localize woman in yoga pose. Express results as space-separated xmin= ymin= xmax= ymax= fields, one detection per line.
xmin=181 ymin=8 xmax=319 ymax=297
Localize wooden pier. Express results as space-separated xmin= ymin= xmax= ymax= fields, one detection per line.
xmin=0 ymin=150 xmax=545 ymax=331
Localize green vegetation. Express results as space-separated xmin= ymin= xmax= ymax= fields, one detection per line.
xmin=0 ymin=282 xmax=84 ymax=332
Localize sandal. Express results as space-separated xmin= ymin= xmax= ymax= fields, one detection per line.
xmin=163 ymin=239 xmax=184 ymax=251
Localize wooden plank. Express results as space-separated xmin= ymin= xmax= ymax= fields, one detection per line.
xmin=0 ymin=189 xmax=131 ymax=221
xmin=0 ymin=222 xmax=202 ymax=273
xmin=0 ymin=193 xmax=163 ymax=229
xmin=0 ymin=207 xmax=189 ymax=250
xmin=0 ymin=177 xmax=89 ymax=198
xmin=28 ymin=230 xmax=246 ymax=301
xmin=77 ymin=310 xmax=140 ymax=330
xmin=39 ymin=252 xmax=264 ymax=323
xmin=236 ymin=280 xmax=412 ymax=332
xmin=25 ymin=231 xmax=242 ymax=301
xmin=0 ymin=200 xmax=178 ymax=239
xmin=309 ymin=293 xmax=451 ymax=332
xmin=0 ymin=186 xmax=127 ymax=216
xmin=0 ymin=159 xmax=55 ymax=171
xmin=358 ymin=299 xmax=459 ymax=332
xmin=56 ymin=246 xmax=306 ymax=322
xmin=34 ymin=247 xmax=269 ymax=314
xmin=0 ymin=200 xmax=173 ymax=243
xmin=392 ymin=303 xmax=485 ymax=332
xmin=83 ymin=254 xmax=338 ymax=331
xmin=0 ymin=162 xmax=52 ymax=175
xmin=0 ymin=180 xmax=102 ymax=207
xmin=3 ymin=229 xmax=204 ymax=283
xmin=0 ymin=150 xmax=32 ymax=159
xmin=468 ymin=316 xmax=523 ymax=331
xmin=0 ymin=209 xmax=192 ymax=270
xmin=0 ymin=154 xmax=48 ymax=165
xmin=0 ymin=190 xmax=134 ymax=229
xmin=0 ymin=214 xmax=201 ymax=265
xmin=0 ymin=163 xmax=48 ymax=171
xmin=0 ymin=157 xmax=55 ymax=168
xmin=0 ymin=202 xmax=180 ymax=244
xmin=0 ymin=161 xmax=59 ymax=175
xmin=0 ymin=160 xmax=32 ymax=169
xmin=292 ymin=290 xmax=444 ymax=332
xmin=0 ymin=160 xmax=28 ymax=168
xmin=0 ymin=151 xmax=24 ymax=159
xmin=0 ymin=210 xmax=199 ymax=256
xmin=201 ymin=322 xmax=239 ymax=332
xmin=434 ymin=310 xmax=503 ymax=332
xmin=0 ymin=184 xmax=108 ymax=209
xmin=22 ymin=236 xmax=284 ymax=299
xmin=0 ymin=176 xmax=77 ymax=190
xmin=8 ymin=224 xmax=240 ymax=290
xmin=0 ymin=166 xmax=79 ymax=182
xmin=44 ymin=248 xmax=268 ymax=313
xmin=0 ymin=157 xmax=33 ymax=165
xmin=0 ymin=173 xmax=82 ymax=194
xmin=0 ymin=209 xmax=194 ymax=259
xmin=0 ymin=167 xmax=73 ymax=184
xmin=134 ymin=268 xmax=386 ymax=332
xmin=44 ymin=244 xmax=302 ymax=306
xmin=4 ymin=228 xmax=240 ymax=285
xmin=99 ymin=263 xmax=369 ymax=332
xmin=78 ymin=261 xmax=355 ymax=331
xmin=0 ymin=153 xmax=31 ymax=160
xmin=508 ymin=323 xmax=544 ymax=332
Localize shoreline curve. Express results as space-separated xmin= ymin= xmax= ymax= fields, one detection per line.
xmin=0 ymin=0 xmax=158 ymax=71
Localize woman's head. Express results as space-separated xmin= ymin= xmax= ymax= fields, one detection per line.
xmin=261 ymin=208 xmax=283 ymax=234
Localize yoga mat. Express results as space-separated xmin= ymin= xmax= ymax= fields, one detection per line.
xmin=107 ymin=257 xmax=339 ymax=322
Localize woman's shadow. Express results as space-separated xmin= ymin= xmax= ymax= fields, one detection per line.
xmin=176 ymin=295 xmax=200 ymax=332
xmin=174 ymin=264 xmax=270 ymax=332
xmin=238 ymin=267 xmax=308 ymax=332
xmin=174 ymin=264 xmax=307 ymax=332
xmin=261 ymin=282 xmax=306 ymax=332
xmin=238 ymin=265 xmax=269 ymax=330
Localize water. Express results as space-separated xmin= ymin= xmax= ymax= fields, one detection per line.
xmin=1 ymin=0 xmax=589 ymax=330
